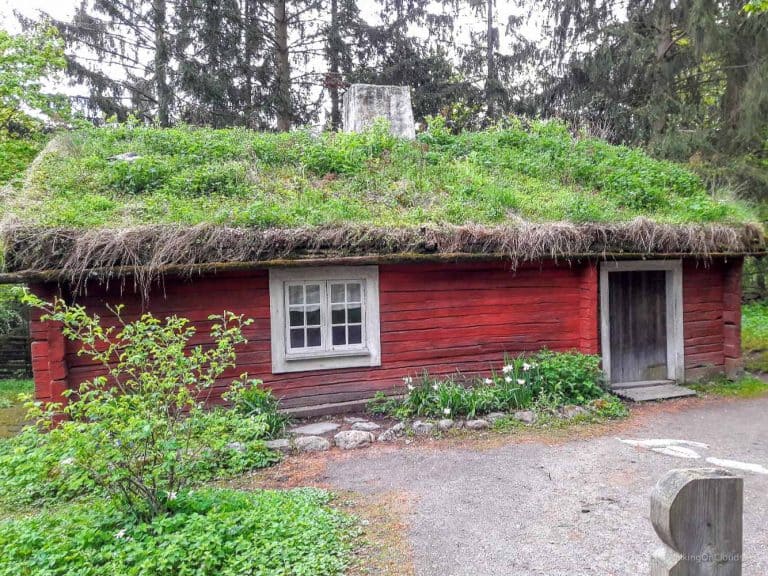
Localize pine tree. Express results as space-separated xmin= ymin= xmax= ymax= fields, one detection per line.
xmin=38 ymin=0 xmax=174 ymax=125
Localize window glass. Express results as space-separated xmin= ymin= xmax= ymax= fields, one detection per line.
xmin=287 ymin=283 xmax=323 ymax=350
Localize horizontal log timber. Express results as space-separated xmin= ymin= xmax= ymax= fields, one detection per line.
xmin=26 ymin=257 xmax=744 ymax=409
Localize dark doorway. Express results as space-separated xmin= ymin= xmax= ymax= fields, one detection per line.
xmin=608 ymin=270 xmax=668 ymax=384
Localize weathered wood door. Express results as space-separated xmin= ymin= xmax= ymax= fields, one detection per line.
xmin=608 ymin=270 xmax=668 ymax=383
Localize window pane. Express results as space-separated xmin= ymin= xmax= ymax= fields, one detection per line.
xmin=332 ymin=325 xmax=346 ymax=346
xmin=347 ymin=283 xmax=361 ymax=302
xmin=348 ymin=305 xmax=361 ymax=324
xmin=305 ymin=305 xmax=320 ymax=326
xmin=348 ymin=325 xmax=362 ymax=344
xmin=331 ymin=305 xmax=346 ymax=325
xmin=290 ymin=328 xmax=304 ymax=348
xmin=330 ymin=283 xmax=345 ymax=303
xmin=288 ymin=285 xmax=303 ymax=305
xmin=307 ymin=327 xmax=322 ymax=347
xmin=305 ymin=284 xmax=320 ymax=304
xmin=289 ymin=308 xmax=304 ymax=327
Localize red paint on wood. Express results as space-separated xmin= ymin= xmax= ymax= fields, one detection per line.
xmin=28 ymin=258 xmax=743 ymax=408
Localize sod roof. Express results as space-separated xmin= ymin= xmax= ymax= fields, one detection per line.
xmin=1 ymin=119 xmax=764 ymax=288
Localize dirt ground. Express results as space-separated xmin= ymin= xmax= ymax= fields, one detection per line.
xmin=241 ymin=396 xmax=768 ymax=576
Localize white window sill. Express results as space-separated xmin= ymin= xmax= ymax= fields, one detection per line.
xmin=285 ymin=349 xmax=371 ymax=362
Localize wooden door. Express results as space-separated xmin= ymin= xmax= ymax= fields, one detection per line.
xmin=608 ymin=270 xmax=668 ymax=384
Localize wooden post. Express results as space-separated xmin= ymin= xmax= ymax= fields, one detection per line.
xmin=650 ymin=468 xmax=743 ymax=576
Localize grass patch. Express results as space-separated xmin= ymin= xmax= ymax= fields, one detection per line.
xmin=0 ymin=135 xmax=45 ymax=187
xmin=690 ymin=374 xmax=768 ymax=397
xmin=742 ymin=302 xmax=768 ymax=372
xmin=689 ymin=375 xmax=768 ymax=398
xmin=5 ymin=119 xmax=756 ymax=228
xmin=0 ymin=488 xmax=356 ymax=576
xmin=0 ymin=378 xmax=32 ymax=408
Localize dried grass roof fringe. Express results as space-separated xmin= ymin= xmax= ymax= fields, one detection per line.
xmin=1 ymin=218 xmax=764 ymax=295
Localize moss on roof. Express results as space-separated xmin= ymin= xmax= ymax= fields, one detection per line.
xmin=2 ymin=119 xmax=759 ymax=228
xmin=1 ymin=119 xmax=764 ymax=288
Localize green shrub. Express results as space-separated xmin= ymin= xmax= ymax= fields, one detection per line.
xmin=15 ymin=295 xmax=280 ymax=518
xmin=742 ymin=302 xmax=768 ymax=372
xmin=224 ymin=379 xmax=291 ymax=439
xmin=370 ymin=350 xmax=607 ymax=419
xmin=0 ymin=488 xmax=355 ymax=576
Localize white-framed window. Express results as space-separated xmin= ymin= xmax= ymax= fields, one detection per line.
xmin=269 ymin=266 xmax=381 ymax=373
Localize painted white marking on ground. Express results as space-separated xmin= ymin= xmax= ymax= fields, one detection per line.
xmin=616 ymin=438 xmax=710 ymax=449
xmin=706 ymin=457 xmax=768 ymax=475
xmin=651 ymin=446 xmax=701 ymax=459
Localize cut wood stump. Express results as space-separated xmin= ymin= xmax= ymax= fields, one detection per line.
xmin=650 ymin=468 xmax=743 ymax=576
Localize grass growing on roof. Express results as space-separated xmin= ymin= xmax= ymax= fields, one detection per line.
xmin=4 ymin=118 xmax=757 ymax=229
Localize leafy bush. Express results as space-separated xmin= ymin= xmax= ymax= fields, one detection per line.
xmin=14 ymin=295 xmax=280 ymax=518
xmin=224 ymin=379 xmax=291 ymax=439
xmin=742 ymin=302 xmax=768 ymax=372
xmin=370 ymin=350 xmax=607 ymax=419
xmin=0 ymin=488 xmax=355 ymax=576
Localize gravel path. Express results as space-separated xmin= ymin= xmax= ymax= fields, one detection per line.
xmin=325 ymin=397 xmax=768 ymax=576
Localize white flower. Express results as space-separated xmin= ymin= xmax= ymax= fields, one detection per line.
xmin=115 ymin=529 xmax=127 ymax=539
xmin=60 ymin=457 xmax=74 ymax=466
xmin=407 ymin=384 xmax=414 ymax=391
xmin=504 ymin=376 xmax=512 ymax=383
xmin=443 ymin=408 xmax=451 ymax=415
xmin=484 ymin=378 xmax=493 ymax=385
xmin=522 ymin=363 xmax=531 ymax=371
xmin=517 ymin=379 xmax=526 ymax=385
xmin=502 ymin=364 xmax=513 ymax=374
xmin=167 ymin=491 xmax=177 ymax=501
xmin=432 ymin=384 xmax=439 ymax=391
xmin=403 ymin=376 xmax=413 ymax=385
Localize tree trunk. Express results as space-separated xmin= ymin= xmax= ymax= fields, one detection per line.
xmin=328 ymin=0 xmax=341 ymax=131
xmin=275 ymin=0 xmax=291 ymax=131
xmin=485 ymin=0 xmax=497 ymax=121
xmin=153 ymin=0 xmax=171 ymax=127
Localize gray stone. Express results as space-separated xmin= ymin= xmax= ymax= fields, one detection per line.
xmin=412 ymin=420 xmax=435 ymax=436
xmin=513 ymin=410 xmax=537 ymax=425
xmin=486 ymin=412 xmax=507 ymax=423
xmin=391 ymin=422 xmax=406 ymax=434
xmin=343 ymin=84 xmax=416 ymax=139
xmin=614 ymin=384 xmax=696 ymax=402
xmin=352 ymin=421 xmax=381 ymax=432
xmin=108 ymin=152 xmax=141 ymax=162
xmin=226 ymin=441 xmax=246 ymax=453
xmin=378 ymin=428 xmax=398 ymax=442
xmin=294 ymin=435 xmax=330 ymax=453
xmin=465 ymin=419 xmax=490 ymax=430
xmin=560 ymin=405 xmax=590 ymax=419
xmin=453 ymin=420 xmax=465 ymax=429
xmin=343 ymin=416 xmax=366 ymax=424
xmin=334 ymin=430 xmax=375 ymax=450
xmin=291 ymin=421 xmax=340 ymax=436
xmin=437 ymin=419 xmax=455 ymax=431
xmin=265 ymin=438 xmax=291 ymax=452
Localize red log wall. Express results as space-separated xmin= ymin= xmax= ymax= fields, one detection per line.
xmin=683 ymin=258 xmax=743 ymax=380
xmin=29 ymin=258 xmax=741 ymax=408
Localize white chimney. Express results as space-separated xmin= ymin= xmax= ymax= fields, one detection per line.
xmin=342 ymin=84 xmax=416 ymax=139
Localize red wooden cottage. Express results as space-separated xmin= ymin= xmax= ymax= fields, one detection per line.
xmin=1 ymin=86 xmax=763 ymax=413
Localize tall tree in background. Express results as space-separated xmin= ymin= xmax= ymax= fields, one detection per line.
xmin=0 ymin=24 xmax=68 ymax=134
xmin=536 ymin=0 xmax=768 ymax=156
xmin=38 ymin=0 xmax=174 ymax=125
xmin=324 ymin=0 xmax=360 ymax=130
